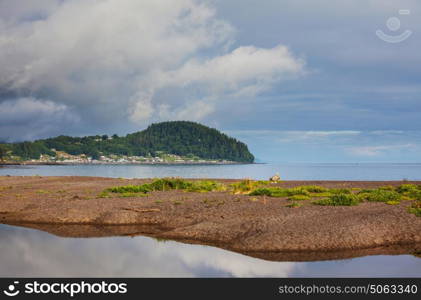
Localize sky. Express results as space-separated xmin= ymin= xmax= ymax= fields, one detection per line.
xmin=0 ymin=0 xmax=420 ymax=162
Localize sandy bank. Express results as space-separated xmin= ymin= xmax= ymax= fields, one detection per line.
xmin=1 ymin=176 xmax=420 ymax=261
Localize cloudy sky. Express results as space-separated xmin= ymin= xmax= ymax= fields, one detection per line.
xmin=0 ymin=0 xmax=420 ymax=162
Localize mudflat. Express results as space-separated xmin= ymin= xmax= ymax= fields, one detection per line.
xmin=1 ymin=176 xmax=420 ymax=261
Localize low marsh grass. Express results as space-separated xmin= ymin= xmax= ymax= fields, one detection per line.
xmin=329 ymin=188 xmax=352 ymax=195
xmin=310 ymin=192 xmax=332 ymax=198
xmin=395 ymin=184 xmax=421 ymax=200
xmin=249 ymin=188 xmax=273 ymax=196
xmin=187 ymin=180 xmax=226 ymax=192
xmin=288 ymin=195 xmax=311 ymax=201
xmin=312 ymin=194 xmax=360 ymax=206
xmin=408 ymin=201 xmax=421 ymax=217
xmin=105 ymin=178 xmax=225 ymax=197
xmin=107 ymin=184 xmax=151 ymax=194
xmin=230 ymin=179 xmax=267 ymax=194
xmin=300 ymin=185 xmax=328 ymax=193
xmin=249 ymin=187 xmax=310 ymax=197
xmin=359 ymin=189 xmax=401 ymax=203
xmin=397 ymin=184 xmax=418 ymax=193
xmin=379 ymin=185 xmax=395 ymax=191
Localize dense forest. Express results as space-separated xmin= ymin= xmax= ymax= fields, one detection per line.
xmin=0 ymin=121 xmax=254 ymax=163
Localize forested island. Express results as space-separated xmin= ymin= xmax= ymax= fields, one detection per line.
xmin=0 ymin=121 xmax=254 ymax=164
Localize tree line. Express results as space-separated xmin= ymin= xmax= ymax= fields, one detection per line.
xmin=0 ymin=121 xmax=255 ymax=163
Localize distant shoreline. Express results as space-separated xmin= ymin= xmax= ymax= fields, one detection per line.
xmin=0 ymin=161 xmax=252 ymax=166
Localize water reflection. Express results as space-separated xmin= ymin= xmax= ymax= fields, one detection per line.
xmin=1 ymin=224 xmax=420 ymax=277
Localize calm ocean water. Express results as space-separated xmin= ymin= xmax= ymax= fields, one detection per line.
xmin=1 ymin=163 xmax=420 ymax=277
xmin=1 ymin=162 xmax=421 ymax=180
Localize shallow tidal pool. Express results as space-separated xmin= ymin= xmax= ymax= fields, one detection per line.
xmin=0 ymin=224 xmax=420 ymax=277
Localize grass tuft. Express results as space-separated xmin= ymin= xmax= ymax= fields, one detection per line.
xmin=397 ymin=184 xmax=418 ymax=193
xmin=359 ymin=189 xmax=401 ymax=203
xmin=408 ymin=201 xmax=421 ymax=217
xmin=105 ymin=178 xmax=225 ymax=197
xmin=329 ymin=188 xmax=352 ymax=195
xmin=230 ymin=179 xmax=264 ymax=194
xmin=249 ymin=188 xmax=273 ymax=196
xmin=288 ymin=195 xmax=311 ymax=201
xmin=300 ymin=185 xmax=328 ymax=193
xmin=312 ymin=194 xmax=360 ymax=206
xmin=107 ymin=184 xmax=151 ymax=194
xmin=249 ymin=187 xmax=310 ymax=197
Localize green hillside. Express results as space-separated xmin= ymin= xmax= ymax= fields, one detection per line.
xmin=0 ymin=121 xmax=254 ymax=163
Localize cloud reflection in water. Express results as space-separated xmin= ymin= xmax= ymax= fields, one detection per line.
xmin=0 ymin=225 xmax=420 ymax=277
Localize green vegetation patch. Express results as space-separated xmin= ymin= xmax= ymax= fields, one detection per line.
xmin=288 ymin=195 xmax=311 ymax=201
xmin=359 ymin=189 xmax=401 ymax=203
xmin=105 ymin=178 xmax=225 ymax=197
xmin=187 ymin=180 xmax=226 ymax=192
xmin=310 ymin=192 xmax=332 ymax=198
xmin=148 ymin=178 xmax=192 ymax=191
xmin=249 ymin=187 xmax=310 ymax=197
xmin=249 ymin=187 xmax=272 ymax=196
xmin=397 ymin=184 xmax=418 ymax=193
xmin=408 ymin=201 xmax=421 ymax=217
xmin=395 ymin=184 xmax=421 ymax=200
xmin=107 ymin=184 xmax=152 ymax=194
xmin=379 ymin=185 xmax=395 ymax=191
xmin=329 ymin=188 xmax=352 ymax=194
xmin=312 ymin=194 xmax=360 ymax=206
xmin=230 ymin=179 xmax=266 ymax=194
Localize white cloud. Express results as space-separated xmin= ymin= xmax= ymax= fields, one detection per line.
xmin=0 ymin=225 xmax=296 ymax=277
xmin=0 ymin=97 xmax=67 ymax=122
xmin=346 ymin=144 xmax=415 ymax=156
xmin=275 ymin=130 xmax=360 ymax=143
xmin=165 ymin=45 xmax=303 ymax=93
xmin=0 ymin=0 xmax=304 ymax=137
xmin=227 ymin=130 xmax=361 ymax=143
xmin=128 ymin=44 xmax=304 ymax=123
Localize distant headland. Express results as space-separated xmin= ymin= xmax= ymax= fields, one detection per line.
xmin=0 ymin=121 xmax=254 ymax=165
